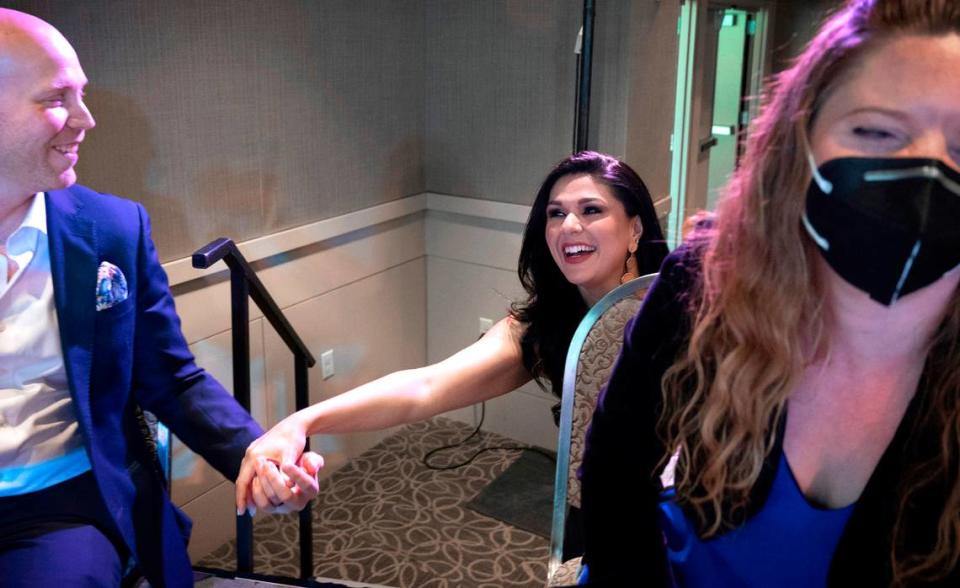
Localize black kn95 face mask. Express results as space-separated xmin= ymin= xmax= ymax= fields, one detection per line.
xmin=803 ymin=155 xmax=960 ymax=305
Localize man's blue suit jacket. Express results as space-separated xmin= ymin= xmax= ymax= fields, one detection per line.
xmin=44 ymin=184 xmax=263 ymax=587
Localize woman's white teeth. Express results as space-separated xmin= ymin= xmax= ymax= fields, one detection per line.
xmin=564 ymin=244 xmax=596 ymax=255
xmin=53 ymin=145 xmax=77 ymax=154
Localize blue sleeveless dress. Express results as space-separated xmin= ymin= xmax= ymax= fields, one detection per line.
xmin=657 ymin=452 xmax=854 ymax=587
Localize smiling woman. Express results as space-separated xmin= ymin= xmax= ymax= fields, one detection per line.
xmin=512 ymin=151 xmax=668 ymax=398
xmin=235 ymin=152 xmax=669 ymax=545
xmin=545 ymin=174 xmax=642 ymax=306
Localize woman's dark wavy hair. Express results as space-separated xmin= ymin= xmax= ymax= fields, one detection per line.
xmin=510 ymin=151 xmax=668 ymax=396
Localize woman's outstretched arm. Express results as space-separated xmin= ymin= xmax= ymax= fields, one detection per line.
xmin=236 ymin=316 xmax=532 ymax=513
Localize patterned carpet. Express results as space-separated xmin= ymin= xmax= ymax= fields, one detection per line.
xmin=198 ymin=418 xmax=550 ymax=588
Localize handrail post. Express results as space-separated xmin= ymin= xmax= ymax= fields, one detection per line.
xmin=231 ymin=270 xmax=254 ymax=575
xmin=193 ymin=238 xmax=316 ymax=580
xmin=573 ymin=0 xmax=596 ymax=152
xmin=296 ymin=355 xmax=313 ymax=578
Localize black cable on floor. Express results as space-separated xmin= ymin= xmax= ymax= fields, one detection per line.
xmin=422 ymin=402 xmax=556 ymax=471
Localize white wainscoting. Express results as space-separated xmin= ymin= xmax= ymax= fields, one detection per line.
xmin=425 ymin=209 xmax=560 ymax=450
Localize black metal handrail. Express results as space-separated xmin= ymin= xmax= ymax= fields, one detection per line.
xmin=192 ymin=237 xmax=316 ymax=580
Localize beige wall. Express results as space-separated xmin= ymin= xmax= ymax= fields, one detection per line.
xmin=11 ymin=0 xmax=426 ymax=261
xmin=12 ymin=0 xmax=642 ymax=260
xmin=423 ymin=0 xmax=635 ymax=206
xmin=6 ymin=0 xmax=838 ymax=264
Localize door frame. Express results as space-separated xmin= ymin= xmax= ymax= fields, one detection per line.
xmin=666 ymin=0 xmax=774 ymax=247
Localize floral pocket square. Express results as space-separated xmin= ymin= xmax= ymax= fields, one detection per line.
xmin=96 ymin=261 xmax=128 ymax=311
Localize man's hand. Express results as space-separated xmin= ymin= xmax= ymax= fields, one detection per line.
xmin=236 ymin=416 xmax=322 ymax=514
xmin=247 ymin=452 xmax=323 ymax=514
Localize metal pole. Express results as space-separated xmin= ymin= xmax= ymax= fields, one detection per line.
xmin=573 ymin=0 xmax=596 ymax=152
xmin=295 ymin=355 xmax=313 ymax=579
xmin=231 ymin=273 xmax=253 ymax=575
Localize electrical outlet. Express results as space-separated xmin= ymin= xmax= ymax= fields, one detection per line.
xmin=478 ymin=317 xmax=494 ymax=337
xmin=320 ymin=349 xmax=335 ymax=380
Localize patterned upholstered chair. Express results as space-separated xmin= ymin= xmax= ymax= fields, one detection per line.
xmin=546 ymin=273 xmax=658 ymax=586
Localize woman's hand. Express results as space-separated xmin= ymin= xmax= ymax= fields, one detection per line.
xmin=236 ymin=415 xmax=322 ymax=514
xmin=245 ymin=452 xmax=323 ymax=514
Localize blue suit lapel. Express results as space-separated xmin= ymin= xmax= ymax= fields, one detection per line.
xmin=45 ymin=189 xmax=98 ymax=436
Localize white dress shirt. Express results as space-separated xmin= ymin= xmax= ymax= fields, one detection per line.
xmin=0 ymin=193 xmax=91 ymax=495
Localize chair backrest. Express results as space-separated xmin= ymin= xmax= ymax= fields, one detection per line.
xmin=547 ymin=273 xmax=658 ymax=579
xmin=136 ymin=408 xmax=171 ymax=489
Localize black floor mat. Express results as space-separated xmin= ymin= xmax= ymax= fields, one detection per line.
xmin=464 ymin=449 xmax=556 ymax=538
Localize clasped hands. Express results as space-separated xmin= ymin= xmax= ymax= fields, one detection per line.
xmin=235 ymin=416 xmax=323 ymax=515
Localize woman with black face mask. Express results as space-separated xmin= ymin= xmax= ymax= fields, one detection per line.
xmin=580 ymin=1 xmax=960 ymax=586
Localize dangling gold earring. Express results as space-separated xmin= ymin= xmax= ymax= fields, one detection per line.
xmin=620 ymin=241 xmax=639 ymax=284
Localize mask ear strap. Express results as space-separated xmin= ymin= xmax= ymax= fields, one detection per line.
xmin=807 ymin=149 xmax=833 ymax=194
xmin=936 ymin=167 xmax=960 ymax=196
xmin=864 ymin=165 xmax=960 ymax=197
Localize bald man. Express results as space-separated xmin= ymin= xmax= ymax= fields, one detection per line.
xmin=0 ymin=10 xmax=318 ymax=587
